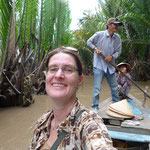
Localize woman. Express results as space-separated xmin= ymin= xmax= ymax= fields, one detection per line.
xmin=29 ymin=46 xmax=116 ymax=150
xmin=116 ymin=62 xmax=131 ymax=99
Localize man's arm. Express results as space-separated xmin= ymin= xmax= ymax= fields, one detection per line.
xmin=87 ymin=32 xmax=99 ymax=50
xmin=87 ymin=32 xmax=102 ymax=54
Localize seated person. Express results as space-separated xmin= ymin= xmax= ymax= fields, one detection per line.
xmin=116 ymin=62 xmax=131 ymax=99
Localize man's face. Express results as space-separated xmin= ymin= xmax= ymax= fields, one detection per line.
xmin=108 ymin=23 xmax=119 ymax=32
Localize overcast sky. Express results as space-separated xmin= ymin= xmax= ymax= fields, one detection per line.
xmin=68 ymin=0 xmax=99 ymax=30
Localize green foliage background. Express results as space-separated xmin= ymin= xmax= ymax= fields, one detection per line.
xmin=0 ymin=0 xmax=72 ymax=66
xmin=0 ymin=0 xmax=150 ymax=80
xmin=73 ymin=0 xmax=150 ymax=81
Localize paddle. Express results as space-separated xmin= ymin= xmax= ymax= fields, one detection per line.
xmin=98 ymin=52 xmax=150 ymax=99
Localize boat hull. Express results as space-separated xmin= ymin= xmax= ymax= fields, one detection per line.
xmin=98 ymin=94 xmax=150 ymax=149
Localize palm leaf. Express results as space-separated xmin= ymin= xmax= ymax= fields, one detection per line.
xmin=0 ymin=0 xmax=12 ymax=66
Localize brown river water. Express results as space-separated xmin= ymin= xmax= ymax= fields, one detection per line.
xmin=0 ymin=75 xmax=150 ymax=150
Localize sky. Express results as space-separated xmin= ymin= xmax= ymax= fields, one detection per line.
xmin=68 ymin=0 xmax=99 ymax=30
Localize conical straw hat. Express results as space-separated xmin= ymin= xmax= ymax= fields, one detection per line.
xmin=117 ymin=62 xmax=131 ymax=72
xmin=106 ymin=109 xmax=133 ymax=118
xmin=108 ymin=107 xmax=134 ymax=117
xmin=108 ymin=99 xmax=134 ymax=117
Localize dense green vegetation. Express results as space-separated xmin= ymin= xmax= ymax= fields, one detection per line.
xmin=0 ymin=0 xmax=72 ymax=66
xmin=0 ymin=0 xmax=73 ymax=106
xmin=0 ymin=0 xmax=150 ymax=106
xmin=0 ymin=0 xmax=150 ymax=80
xmin=73 ymin=0 xmax=150 ymax=81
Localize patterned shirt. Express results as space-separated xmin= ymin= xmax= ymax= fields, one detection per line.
xmin=87 ymin=30 xmax=122 ymax=74
xmin=116 ymin=72 xmax=131 ymax=96
xmin=29 ymin=99 xmax=116 ymax=150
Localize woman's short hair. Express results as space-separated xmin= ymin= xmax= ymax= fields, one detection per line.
xmin=46 ymin=46 xmax=83 ymax=76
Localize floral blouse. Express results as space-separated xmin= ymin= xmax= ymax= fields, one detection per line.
xmin=29 ymin=99 xmax=116 ymax=150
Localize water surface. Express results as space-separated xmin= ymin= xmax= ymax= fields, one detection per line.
xmin=0 ymin=75 xmax=149 ymax=150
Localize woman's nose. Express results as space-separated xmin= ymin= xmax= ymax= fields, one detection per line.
xmin=55 ymin=69 xmax=64 ymax=78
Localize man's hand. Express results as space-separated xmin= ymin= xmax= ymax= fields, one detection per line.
xmin=104 ymin=56 xmax=113 ymax=62
xmin=95 ymin=48 xmax=102 ymax=54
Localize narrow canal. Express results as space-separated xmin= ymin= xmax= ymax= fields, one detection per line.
xmin=0 ymin=76 xmax=150 ymax=150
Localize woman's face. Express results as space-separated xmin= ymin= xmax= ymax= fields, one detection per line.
xmin=46 ymin=52 xmax=83 ymax=103
xmin=120 ymin=66 xmax=127 ymax=73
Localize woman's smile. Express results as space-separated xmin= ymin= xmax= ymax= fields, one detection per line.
xmin=52 ymin=83 xmax=65 ymax=87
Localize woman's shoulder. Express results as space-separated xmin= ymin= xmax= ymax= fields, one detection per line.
xmin=126 ymin=72 xmax=131 ymax=76
xmin=78 ymin=109 xmax=104 ymax=125
xmin=77 ymin=109 xmax=115 ymax=149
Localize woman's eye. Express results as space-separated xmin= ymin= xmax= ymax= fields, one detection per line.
xmin=49 ymin=67 xmax=58 ymax=72
xmin=64 ymin=68 xmax=73 ymax=73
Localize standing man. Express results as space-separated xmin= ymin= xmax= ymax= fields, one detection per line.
xmin=87 ymin=18 xmax=123 ymax=112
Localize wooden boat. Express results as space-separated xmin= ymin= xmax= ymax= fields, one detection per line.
xmin=98 ymin=94 xmax=150 ymax=150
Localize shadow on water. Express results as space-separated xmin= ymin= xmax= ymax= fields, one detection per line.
xmin=0 ymin=75 xmax=150 ymax=150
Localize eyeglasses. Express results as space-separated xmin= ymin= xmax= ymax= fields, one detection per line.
xmin=47 ymin=65 xmax=78 ymax=74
